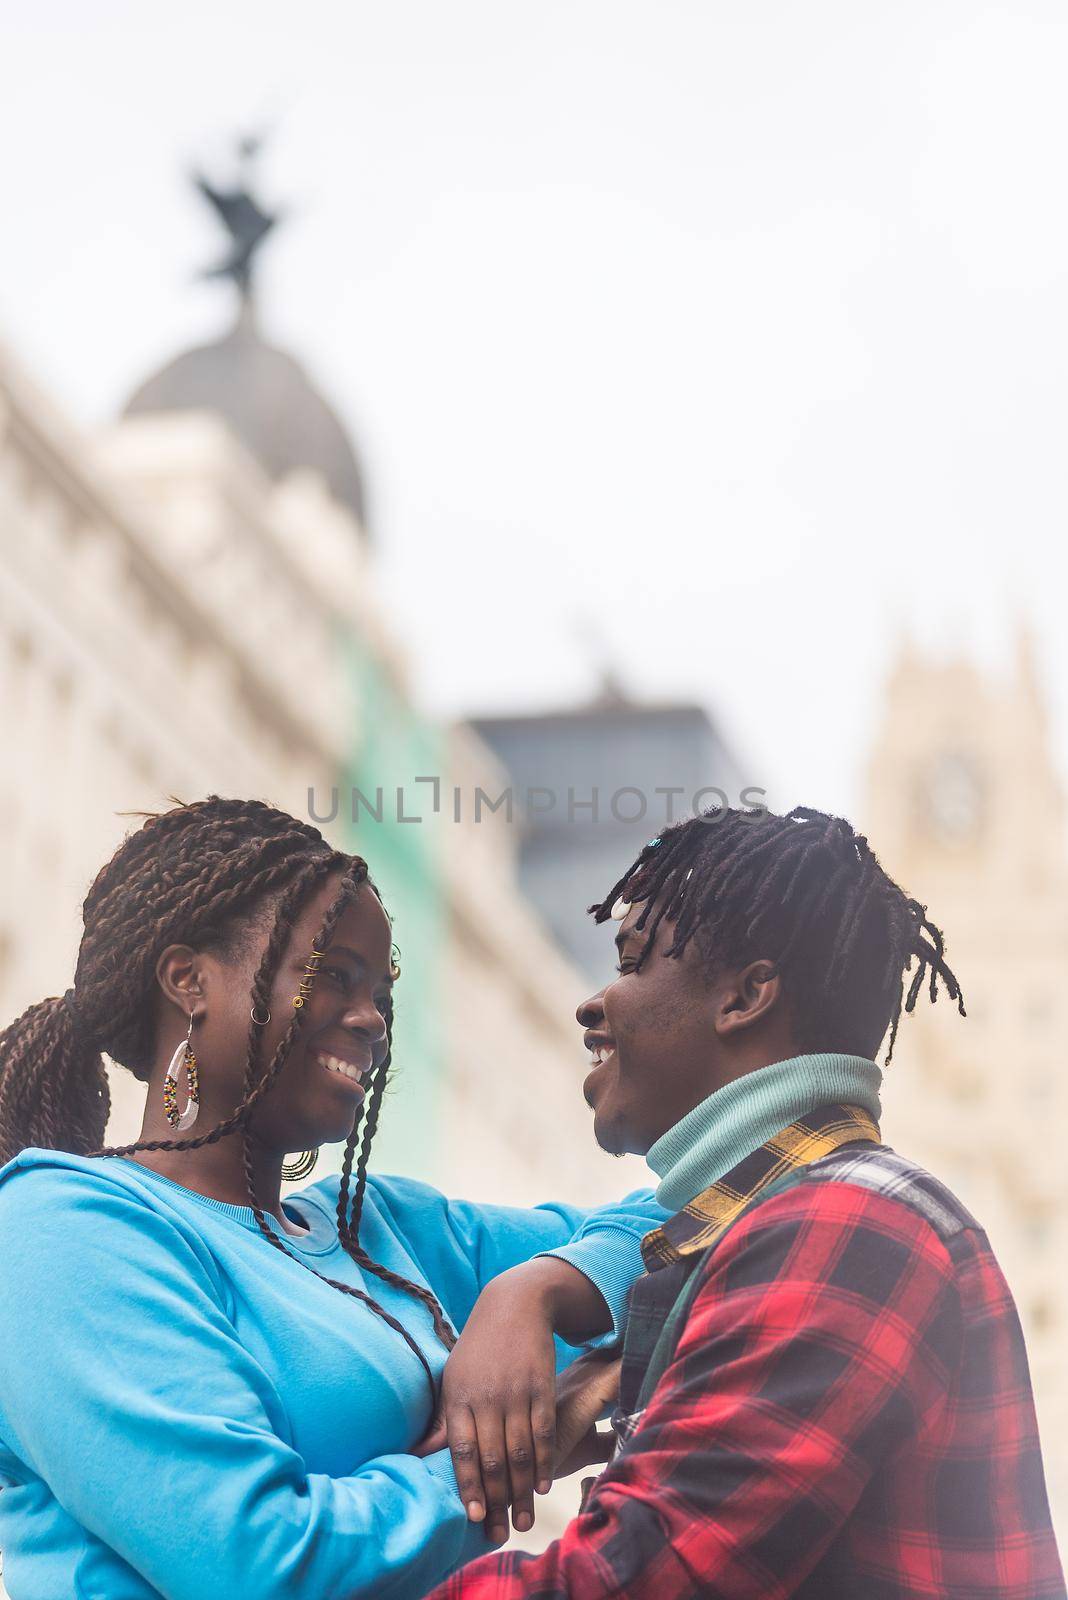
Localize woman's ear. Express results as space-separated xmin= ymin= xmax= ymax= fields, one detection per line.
xmin=155 ymin=944 xmax=207 ymax=1016
xmin=715 ymin=960 xmax=783 ymax=1037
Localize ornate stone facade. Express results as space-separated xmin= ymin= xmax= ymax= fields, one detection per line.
xmin=865 ymin=632 xmax=1067 ymax=1543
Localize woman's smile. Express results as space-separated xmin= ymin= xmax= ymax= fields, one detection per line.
xmin=312 ymin=1046 xmax=372 ymax=1094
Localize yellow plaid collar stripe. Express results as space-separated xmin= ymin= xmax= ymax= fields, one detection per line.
xmin=640 ymin=1102 xmax=881 ymax=1271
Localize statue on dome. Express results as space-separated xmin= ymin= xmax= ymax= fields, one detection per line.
xmin=193 ymin=132 xmax=281 ymax=302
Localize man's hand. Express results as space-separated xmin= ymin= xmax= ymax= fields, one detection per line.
xmin=413 ymin=1258 xmax=613 ymax=1546
xmin=552 ymin=1350 xmax=621 ymax=1479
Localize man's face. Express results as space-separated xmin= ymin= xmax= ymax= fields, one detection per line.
xmin=576 ymin=900 xmax=723 ymax=1157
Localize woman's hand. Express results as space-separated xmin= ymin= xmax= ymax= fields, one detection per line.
xmin=412 ymin=1258 xmax=612 ymax=1546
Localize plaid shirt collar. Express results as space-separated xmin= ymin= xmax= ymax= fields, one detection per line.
xmin=640 ymin=1101 xmax=881 ymax=1271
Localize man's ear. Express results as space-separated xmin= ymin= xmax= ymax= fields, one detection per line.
xmin=714 ymin=960 xmax=783 ymax=1037
xmin=155 ymin=944 xmax=208 ymax=1017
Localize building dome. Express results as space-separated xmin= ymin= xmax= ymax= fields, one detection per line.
xmin=124 ymin=307 xmax=367 ymax=528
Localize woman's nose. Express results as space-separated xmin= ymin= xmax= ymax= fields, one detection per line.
xmin=341 ymin=1000 xmax=387 ymax=1041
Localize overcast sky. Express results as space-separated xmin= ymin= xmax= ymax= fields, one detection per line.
xmin=3 ymin=1 xmax=1067 ymax=818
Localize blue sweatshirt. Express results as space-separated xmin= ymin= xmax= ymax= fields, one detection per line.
xmin=0 ymin=1150 xmax=664 ymax=1600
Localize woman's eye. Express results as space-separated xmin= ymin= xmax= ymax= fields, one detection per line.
xmin=323 ymin=966 xmax=350 ymax=986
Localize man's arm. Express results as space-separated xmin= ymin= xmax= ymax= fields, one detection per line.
xmin=426 ymin=1179 xmax=963 ymax=1600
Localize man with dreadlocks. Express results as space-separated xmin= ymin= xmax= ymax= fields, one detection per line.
xmin=0 ymin=798 xmax=668 ymax=1600
xmin=427 ymin=806 xmax=1065 ymax=1600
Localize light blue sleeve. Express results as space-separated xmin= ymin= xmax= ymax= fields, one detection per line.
xmin=0 ymin=1171 xmax=485 ymax=1600
xmin=362 ymin=1174 xmax=667 ymax=1339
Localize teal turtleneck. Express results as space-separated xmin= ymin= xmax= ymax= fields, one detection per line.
xmin=645 ymin=1053 xmax=883 ymax=1212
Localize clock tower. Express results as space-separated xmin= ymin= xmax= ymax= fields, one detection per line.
xmin=864 ymin=626 xmax=1068 ymax=1544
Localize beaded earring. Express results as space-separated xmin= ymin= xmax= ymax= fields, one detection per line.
xmin=163 ymin=1011 xmax=200 ymax=1132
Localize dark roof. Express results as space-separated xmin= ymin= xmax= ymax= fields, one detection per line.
xmin=124 ymin=308 xmax=366 ymax=528
xmin=470 ymin=699 xmax=715 ymax=734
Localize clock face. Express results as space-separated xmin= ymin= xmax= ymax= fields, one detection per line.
xmin=917 ymin=751 xmax=985 ymax=843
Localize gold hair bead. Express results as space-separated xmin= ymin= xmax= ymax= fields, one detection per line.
xmin=292 ymin=945 xmax=329 ymax=1009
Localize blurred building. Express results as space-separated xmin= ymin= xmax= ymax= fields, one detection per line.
xmin=0 ymin=321 xmax=644 ymax=1210
xmin=865 ymin=630 xmax=1068 ymax=1543
xmin=125 ymin=299 xmax=368 ymax=529
xmin=472 ymin=686 xmax=745 ymax=981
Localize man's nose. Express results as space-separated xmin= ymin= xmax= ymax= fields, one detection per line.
xmin=576 ymin=989 xmax=607 ymax=1029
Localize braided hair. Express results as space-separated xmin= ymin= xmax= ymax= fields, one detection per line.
xmin=590 ymin=805 xmax=965 ymax=1064
xmin=0 ymin=797 xmax=456 ymax=1402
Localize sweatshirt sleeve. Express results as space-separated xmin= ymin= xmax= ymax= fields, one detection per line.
xmin=364 ymin=1176 xmax=666 ymax=1339
xmin=0 ymin=1169 xmax=486 ymax=1600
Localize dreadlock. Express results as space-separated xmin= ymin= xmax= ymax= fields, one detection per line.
xmin=0 ymin=797 xmax=455 ymax=1404
xmin=590 ymin=804 xmax=965 ymax=1065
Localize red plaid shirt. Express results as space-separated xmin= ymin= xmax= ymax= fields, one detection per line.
xmin=427 ymin=1138 xmax=1064 ymax=1600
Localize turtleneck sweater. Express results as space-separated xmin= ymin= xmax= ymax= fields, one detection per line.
xmin=645 ymin=1053 xmax=882 ymax=1211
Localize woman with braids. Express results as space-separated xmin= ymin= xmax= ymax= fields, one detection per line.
xmin=0 ymin=797 xmax=665 ymax=1600
xmin=426 ymin=806 xmax=1065 ymax=1600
